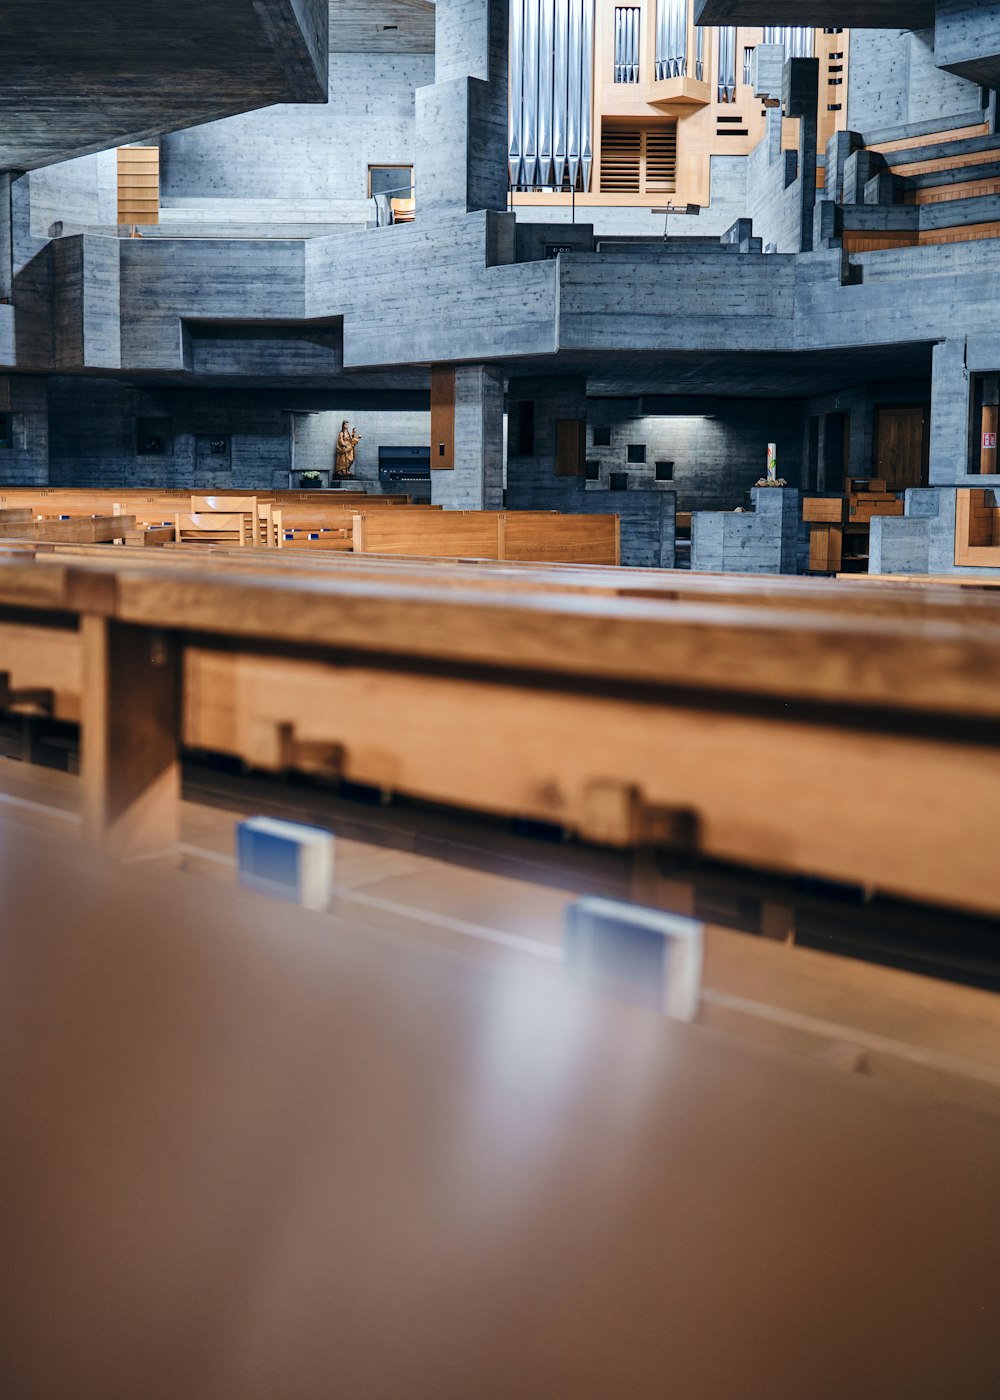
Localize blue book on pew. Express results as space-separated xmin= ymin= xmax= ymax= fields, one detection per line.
xmin=236 ymin=816 xmax=335 ymax=911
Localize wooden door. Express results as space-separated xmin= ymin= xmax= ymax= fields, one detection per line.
xmin=873 ymin=405 xmax=929 ymax=490
xmin=430 ymin=367 xmax=455 ymax=471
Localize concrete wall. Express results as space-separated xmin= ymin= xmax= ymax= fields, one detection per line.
xmin=27 ymin=150 xmax=118 ymax=237
xmin=0 ymin=376 xmax=49 ymax=484
xmin=48 ymin=378 xmax=293 ymax=488
xmin=505 ymin=378 xmax=676 ymax=565
xmin=691 ymin=487 xmax=801 ymax=574
xmin=45 ymin=377 xmax=432 ymax=491
xmin=848 ymin=28 xmax=983 ymax=133
xmin=584 ymin=400 xmax=805 ymax=510
xmin=746 ymin=111 xmax=804 ymax=254
xmin=160 ymin=50 xmax=433 ymax=229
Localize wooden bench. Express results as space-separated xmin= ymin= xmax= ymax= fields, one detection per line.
xmin=1 ymin=551 xmax=1000 ymax=918
xmin=353 ymin=510 xmax=620 ymax=565
xmin=0 ymin=514 xmax=136 ymax=544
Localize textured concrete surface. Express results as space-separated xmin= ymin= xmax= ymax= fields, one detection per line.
xmin=0 ymin=0 xmax=328 ymax=172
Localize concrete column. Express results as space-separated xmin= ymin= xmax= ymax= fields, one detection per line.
xmin=431 ymin=364 xmax=504 ymax=509
xmin=0 ymin=173 xmax=14 ymax=302
xmin=929 ymin=338 xmax=971 ymax=484
xmin=415 ymin=0 xmax=508 ymax=215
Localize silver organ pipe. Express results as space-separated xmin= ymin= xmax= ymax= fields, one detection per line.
xmin=717 ymin=25 xmax=736 ymax=103
xmin=538 ymin=0 xmax=555 ymax=183
xmin=695 ymin=22 xmax=704 ymax=81
xmin=580 ymin=0 xmax=594 ymax=188
xmin=656 ymin=0 xmax=688 ymax=80
xmin=762 ymin=25 xmax=814 ymax=58
xmin=520 ymin=0 xmax=539 ymax=184
xmin=614 ymin=6 xmax=640 ymax=83
xmin=509 ymin=0 xmax=597 ymax=191
xmin=552 ymin=0 xmax=569 ymax=186
xmin=509 ymin=0 xmax=523 ymax=184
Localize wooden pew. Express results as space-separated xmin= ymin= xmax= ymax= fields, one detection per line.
xmin=27 ymin=538 xmax=1000 ymax=624
xmin=174 ymin=512 xmax=252 ymax=547
xmin=1 ymin=551 xmax=1000 ymax=916
xmin=0 ymin=515 xmax=136 ymax=544
xmin=352 ymin=510 xmax=620 ymax=565
xmin=3 ymin=821 xmax=997 ymax=1400
xmin=353 ymin=509 xmax=503 ymax=559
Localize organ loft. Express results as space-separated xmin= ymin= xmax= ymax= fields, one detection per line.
xmin=0 ymin=0 xmax=998 ymax=1395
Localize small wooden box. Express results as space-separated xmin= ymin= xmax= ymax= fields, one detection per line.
xmin=802 ymin=497 xmax=844 ymax=523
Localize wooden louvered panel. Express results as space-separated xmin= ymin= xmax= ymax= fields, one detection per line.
xmin=645 ymin=126 xmax=677 ymax=193
xmin=599 ymin=124 xmax=677 ymax=196
xmin=117 ymin=146 xmax=160 ymax=227
xmin=600 ymin=128 xmax=641 ymax=193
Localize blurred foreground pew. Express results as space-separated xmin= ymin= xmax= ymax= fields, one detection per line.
xmin=0 ymin=821 xmax=997 ymax=1399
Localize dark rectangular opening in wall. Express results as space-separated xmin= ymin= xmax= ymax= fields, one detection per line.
xmin=610 ymin=472 xmax=628 ymax=491
xmin=136 ymin=416 xmax=172 ymax=455
xmin=824 ymin=410 xmax=849 ymax=486
xmin=968 ymin=374 xmax=999 ymax=476
xmin=0 ymin=413 xmax=12 ymax=450
xmin=556 ymin=419 xmax=586 ymax=476
xmin=655 ymin=459 xmax=673 ymax=481
xmin=626 ymin=443 xmax=646 ymax=463
xmin=517 ymin=400 xmax=535 ymax=455
xmin=807 ymin=416 xmax=820 ymax=490
xmin=585 ymin=459 xmax=600 ymax=480
xmin=592 ymin=424 xmax=611 ymax=447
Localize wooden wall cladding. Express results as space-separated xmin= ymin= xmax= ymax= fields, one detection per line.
xmin=955 ymin=488 xmax=1000 ymax=566
xmin=117 ymin=146 xmax=160 ymax=227
xmin=430 ymin=367 xmax=456 ymax=471
xmin=555 ymin=419 xmax=587 ymax=476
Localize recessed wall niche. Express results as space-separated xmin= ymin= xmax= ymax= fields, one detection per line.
xmin=136 ymin=417 xmax=173 ymax=455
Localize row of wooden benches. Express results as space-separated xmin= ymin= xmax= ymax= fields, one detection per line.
xmin=0 ymin=490 xmax=622 ymax=565
xmin=0 ymin=540 xmax=998 ymax=918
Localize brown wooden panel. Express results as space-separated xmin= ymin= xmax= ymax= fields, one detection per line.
xmin=842 ymin=230 xmax=917 ymax=253
xmin=354 ymin=510 xmax=501 ymax=558
xmin=502 ymin=512 xmax=619 ymax=565
xmin=808 ymin=524 xmax=842 ymax=573
xmin=918 ymin=220 xmax=1000 ymax=245
xmin=555 ymin=419 xmax=586 ymax=477
xmin=873 ymin=405 xmax=929 ymax=491
xmin=117 ymin=145 xmax=160 ymax=227
xmin=802 ymin=497 xmax=844 ymax=523
xmin=430 ymin=367 xmax=455 ymax=472
xmin=910 ymin=177 xmax=1000 ymax=205
xmin=870 ymin=122 xmax=988 ymax=154
xmin=981 ymin=403 xmax=998 ymax=475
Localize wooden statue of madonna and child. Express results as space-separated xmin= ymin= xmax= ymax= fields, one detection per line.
xmin=335 ymin=420 xmax=362 ymax=478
